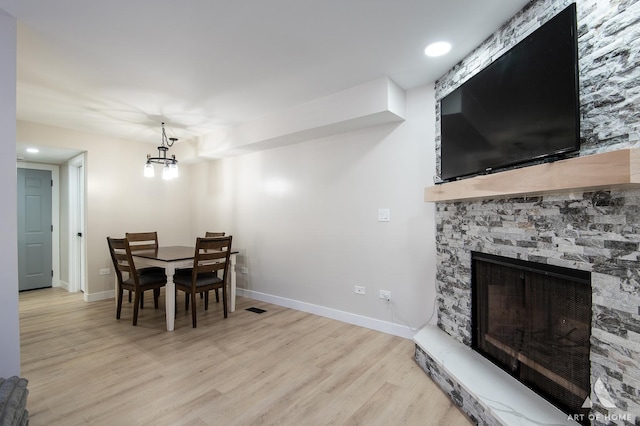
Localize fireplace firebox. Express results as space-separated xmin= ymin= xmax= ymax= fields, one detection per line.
xmin=471 ymin=252 xmax=591 ymax=421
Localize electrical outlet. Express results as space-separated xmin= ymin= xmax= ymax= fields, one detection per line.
xmin=241 ymin=267 xmax=249 ymax=274
xmin=378 ymin=208 xmax=391 ymax=222
xmin=99 ymin=268 xmax=110 ymax=275
xmin=379 ymin=290 xmax=391 ymax=301
xmin=355 ymin=285 xmax=365 ymax=295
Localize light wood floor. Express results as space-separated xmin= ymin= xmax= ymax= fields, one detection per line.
xmin=19 ymin=288 xmax=472 ymax=426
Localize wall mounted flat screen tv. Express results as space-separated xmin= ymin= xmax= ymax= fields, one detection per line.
xmin=440 ymin=3 xmax=579 ymax=182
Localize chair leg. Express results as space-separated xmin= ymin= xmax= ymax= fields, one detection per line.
xmin=140 ymin=292 xmax=144 ymax=309
xmin=117 ymin=285 xmax=124 ymax=319
xmin=185 ymin=292 xmax=190 ymax=310
xmin=132 ymin=291 xmax=141 ymax=326
xmin=222 ymin=285 xmax=228 ymax=318
xmin=215 ymin=288 xmax=219 ymax=303
xmin=153 ymin=288 xmax=160 ymax=309
xmin=191 ymin=292 xmax=198 ymax=328
xmin=204 ymin=291 xmax=209 ymax=310
xmin=128 ymin=290 xmax=132 ymax=303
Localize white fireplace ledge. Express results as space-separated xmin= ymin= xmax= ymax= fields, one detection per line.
xmin=414 ymin=325 xmax=580 ymax=426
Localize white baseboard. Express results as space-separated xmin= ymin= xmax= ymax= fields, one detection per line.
xmin=79 ymin=286 xmax=414 ymax=339
xmin=237 ymin=288 xmax=414 ymax=339
xmin=85 ymin=289 xmax=115 ymax=302
xmin=57 ymin=280 xmax=70 ymax=291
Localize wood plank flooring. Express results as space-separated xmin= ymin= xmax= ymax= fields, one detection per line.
xmin=19 ymin=288 xmax=472 ymax=426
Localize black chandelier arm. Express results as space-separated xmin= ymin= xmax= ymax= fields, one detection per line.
xmin=146 ymin=157 xmax=178 ymax=165
xmin=161 ymin=122 xmax=178 ymax=148
xmin=147 ymin=159 xmax=178 ymax=165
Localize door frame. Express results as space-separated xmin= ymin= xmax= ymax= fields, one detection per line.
xmin=16 ymin=162 xmax=60 ymax=288
xmin=68 ymin=154 xmax=87 ymax=296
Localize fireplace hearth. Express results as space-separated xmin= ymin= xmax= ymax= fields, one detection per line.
xmin=472 ymin=252 xmax=591 ymax=422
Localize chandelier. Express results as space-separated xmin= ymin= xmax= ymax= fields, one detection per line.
xmin=144 ymin=122 xmax=179 ymax=180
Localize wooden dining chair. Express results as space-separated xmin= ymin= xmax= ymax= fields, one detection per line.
xmin=174 ymin=236 xmax=232 ymax=328
xmin=125 ymin=232 xmax=165 ymax=306
xmin=107 ymin=237 xmax=167 ymax=326
xmin=177 ymin=232 xmax=226 ymax=303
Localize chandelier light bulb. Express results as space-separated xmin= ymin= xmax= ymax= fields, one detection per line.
xmin=162 ymin=163 xmax=171 ymax=180
xmin=169 ymin=162 xmax=179 ymax=179
xmin=144 ymin=161 xmax=155 ymax=177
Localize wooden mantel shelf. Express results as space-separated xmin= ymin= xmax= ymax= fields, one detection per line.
xmin=425 ymin=148 xmax=640 ymax=202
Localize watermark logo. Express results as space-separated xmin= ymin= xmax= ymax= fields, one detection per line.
xmin=581 ymin=378 xmax=616 ymax=409
xmin=567 ymin=378 xmax=634 ymax=423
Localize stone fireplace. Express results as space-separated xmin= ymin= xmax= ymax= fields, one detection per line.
xmin=416 ymin=189 xmax=640 ymax=425
xmin=414 ymin=0 xmax=640 ymax=425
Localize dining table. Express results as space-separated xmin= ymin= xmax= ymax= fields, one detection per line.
xmin=131 ymin=246 xmax=239 ymax=331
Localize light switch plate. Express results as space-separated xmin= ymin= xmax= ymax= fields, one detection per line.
xmin=378 ymin=208 xmax=390 ymax=222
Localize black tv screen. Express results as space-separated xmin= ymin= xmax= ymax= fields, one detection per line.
xmin=440 ymin=3 xmax=579 ymax=182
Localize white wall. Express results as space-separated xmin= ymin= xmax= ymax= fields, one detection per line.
xmin=189 ymin=84 xmax=438 ymax=337
xmin=15 ymin=121 xmax=194 ymax=298
xmin=0 ymin=9 xmax=21 ymax=377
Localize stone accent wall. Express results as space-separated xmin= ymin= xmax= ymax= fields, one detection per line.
xmin=429 ymin=0 xmax=640 ymax=423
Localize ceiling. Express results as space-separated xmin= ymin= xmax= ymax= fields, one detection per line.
xmin=3 ymin=0 xmax=529 ymax=163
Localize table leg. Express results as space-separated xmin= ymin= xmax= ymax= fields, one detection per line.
xmin=229 ymin=253 xmax=236 ymax=312
xmin=165 ymin=265 xmax=176 ymax=331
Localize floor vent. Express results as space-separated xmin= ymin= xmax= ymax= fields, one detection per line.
xmin=246 ymin=307 xmax=266 ymax=314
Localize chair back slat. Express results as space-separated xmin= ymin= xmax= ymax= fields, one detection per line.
xmin=197 ymin=262 xmax=226 ymax=274
xmin=126 ymin=232 xmax=159 ymax=252
xmin=205 ymin=232 xmax=225 ymax=238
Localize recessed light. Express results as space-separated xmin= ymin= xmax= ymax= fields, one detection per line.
xmin=424 ymin=41 xmax=452 ymax=57
xmin=26 ymin=148 xmax=39 ymax=154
